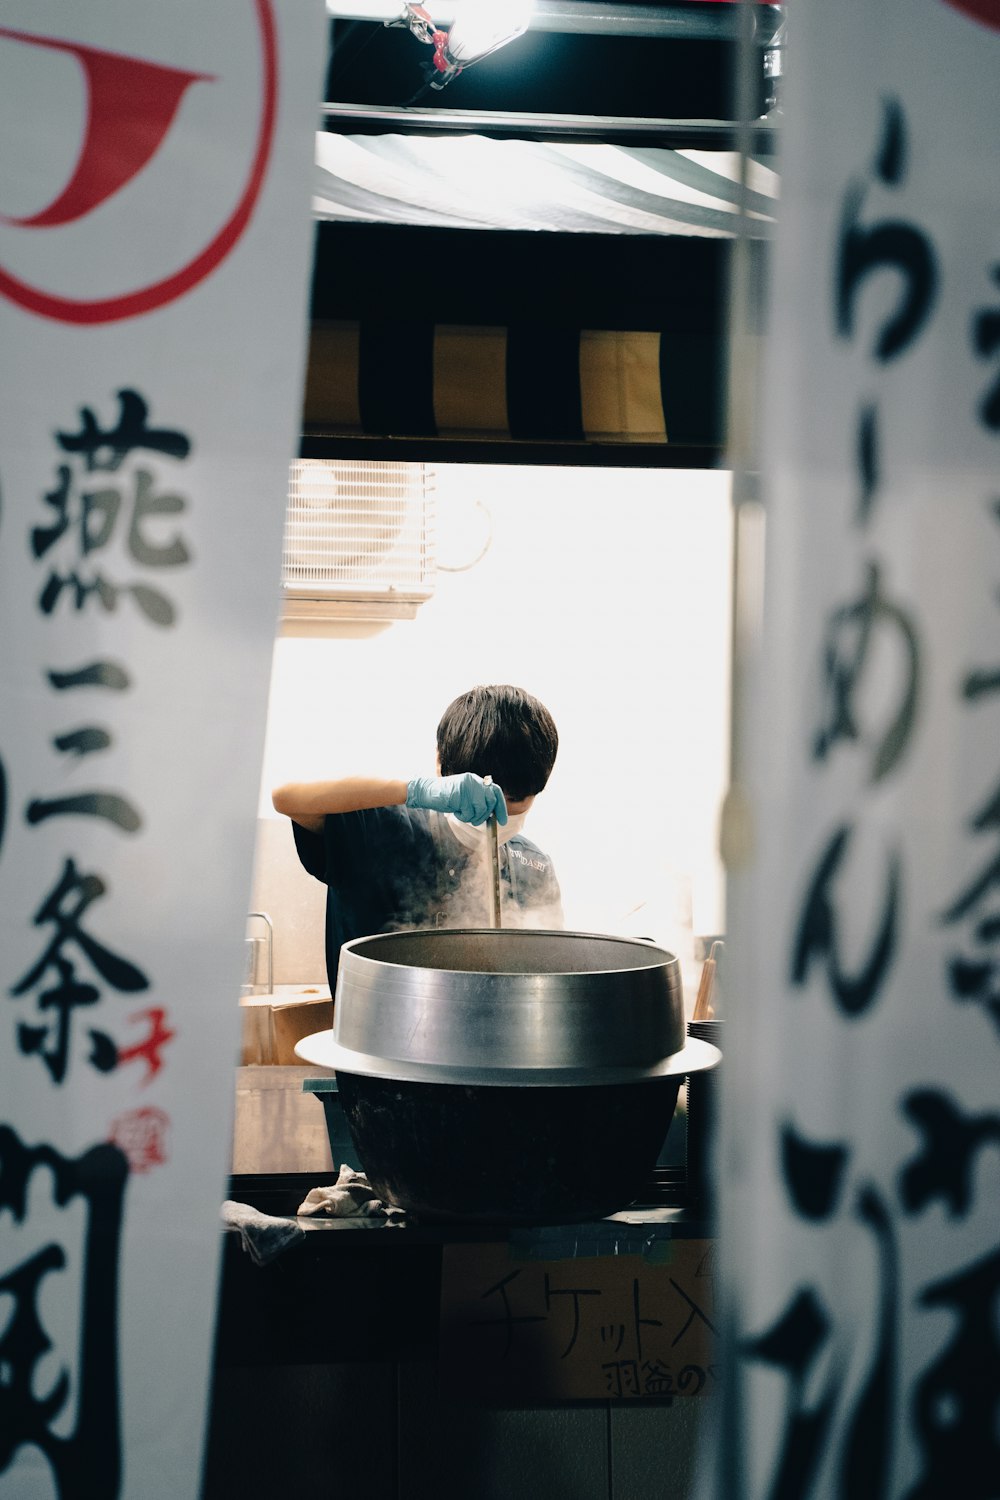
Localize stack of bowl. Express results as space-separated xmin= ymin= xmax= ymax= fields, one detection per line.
xmin=685 ymin=1015 xmax=724 ymax=1216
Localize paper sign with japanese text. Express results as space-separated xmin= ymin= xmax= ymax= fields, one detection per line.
xmin=0 ymin=4 xmax=326 ymax=1496
xmin=703 ymin=3 xmax=1000 ymax=1497
xmin=439 ymin=1241 xmax=717 ymax=1403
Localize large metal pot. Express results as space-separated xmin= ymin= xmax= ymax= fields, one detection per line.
xmin=296 ymin=929 xmax=720 ymax=1223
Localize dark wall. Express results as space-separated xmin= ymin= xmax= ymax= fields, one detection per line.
xmin=310 ymin=223 xmax=728 ymax=334
xmin=308 ymin=224 xmax=730 ymax=452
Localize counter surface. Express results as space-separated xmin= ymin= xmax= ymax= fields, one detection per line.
xmin=218 ymin=1169 xmax=712 ymax=1376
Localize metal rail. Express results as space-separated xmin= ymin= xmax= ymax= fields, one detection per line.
xmin=321 ymin=101 xmax=779 ymax=144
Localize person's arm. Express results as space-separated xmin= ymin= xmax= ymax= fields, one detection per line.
xmin=271 ymin=777 xmax=407 ymax=833
xmin=271 ymin=772 xmax=507 ymax=834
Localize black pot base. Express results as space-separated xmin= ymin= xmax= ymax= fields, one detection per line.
xmin=335 ymin=1071 xmax=682 ymax=1225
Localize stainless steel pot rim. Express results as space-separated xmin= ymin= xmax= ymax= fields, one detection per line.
xmin=294 ymin=1030 xmax=721 ymax=1087
xmin=340 ymin=927 xmax=679 ymax=976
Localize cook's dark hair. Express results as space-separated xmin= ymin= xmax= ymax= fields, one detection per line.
xmin=437 ymin=684 xmax=558 ymax=802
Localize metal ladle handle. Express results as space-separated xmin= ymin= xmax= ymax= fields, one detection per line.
xmin=484 ymin=775 xmax=502 ymax=929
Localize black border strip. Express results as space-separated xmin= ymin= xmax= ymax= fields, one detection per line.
xmin=300 ymin=433 xmax=723 ymax=469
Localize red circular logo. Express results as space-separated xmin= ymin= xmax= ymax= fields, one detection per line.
xmin=939 ymin=0 xmax=1000 ymax=27
xmin=0 ymin=0 xmax=277 ymax=323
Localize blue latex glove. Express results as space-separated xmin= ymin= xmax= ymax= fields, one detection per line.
xmin=405 ymin=773 xmax=508 ymax=826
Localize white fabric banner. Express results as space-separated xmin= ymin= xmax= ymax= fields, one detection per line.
xmin=0 ymin=4 xmax=326 ymax=1496
xmin=706 ymin=2 xmax=1000 ymax=1497
xmin=312 ymin=133 xmax=780 ymax=237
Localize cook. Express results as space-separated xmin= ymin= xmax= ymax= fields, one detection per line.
xmin=271 ymin=683 xmax=564 ymax=994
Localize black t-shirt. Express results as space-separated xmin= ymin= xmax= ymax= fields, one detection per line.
xmin=293 ymin=805 xmax=563 ymax=994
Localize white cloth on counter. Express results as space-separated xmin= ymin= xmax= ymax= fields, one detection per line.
xmin=221 ymin=1200 xmax=306 ymax=1266
xmin=297 ymin=1163 xmax=405 ymax=1220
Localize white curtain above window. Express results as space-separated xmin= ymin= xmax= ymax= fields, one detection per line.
xmin=313 ymin=131 xmax=779 ymax=236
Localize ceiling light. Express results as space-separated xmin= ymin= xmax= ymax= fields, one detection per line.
xmin=391 ymin=0 xmax=534 ymax=90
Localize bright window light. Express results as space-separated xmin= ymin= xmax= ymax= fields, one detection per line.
xmin=444 ymin=0 xmax=534 ymax=64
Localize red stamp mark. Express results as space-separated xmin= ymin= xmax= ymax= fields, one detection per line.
xmin=108 ymin=1105 xmax=170 ymax=1173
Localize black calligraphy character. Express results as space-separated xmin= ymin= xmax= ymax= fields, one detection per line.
xmin=10 ymin=857 xmax=149 ymax=1083
xmin=26 ymin=792 xmax=141 ymax=834
xmin=634 ymin=1277 xmax=665 ymax=1358
xmin=971 ymin=264 xmax=1000 ymax=431
xmin=601 ymin=1360 xmax=641 ymax=1398
xmin=48 ymin=661 xmax=131 ymax=693
xmin=943 ymin=772 xmax=1000 ymax=926
xmin=641 ymin=1358 xmax=675 ymax=1397
xmin=907 ymin=1248 xmax=1000 ymax=1500
xmin=32 ymin=465 xmax=91 ymax=562
xmin=836 ymin=98 xmax=939 ymax=361
xmin=813 ymin=561 xmax=921 ymax=781
xmin=88 ymin=1027 xmax=120 ymax=1074
xmin=743 ymin=1126 xmax=900 ymax=1500
xmin=672 ymin=1363 xmax=707 ymax=1396
xmin=939 ymin=640 xmax=1000 ymax=1031
xmin=836 ymin=1187 xmax=899 ymax=1500
xmin=599 ymin=1284 xmax=670 ymax=1366
xmin=962 ymin=662 xmax=1000 ymax=701
xmin=126 ymin=470 xmax=190 ymax=569
xmin=0 ymin=1125 xmax=128 ymax=1499
xmin=14 ymin=952 xmax=100 ymax=1084
xmin=56 ymin=388 xmax=191 ymax=472
xmin=855 ymin=403 xmax=881 ymax=525
xmin=0 ymin=1246 xmax=71 ymax=1454
xmin=601 ymin=1322 xmax=626 ymax=1353
xmin=27 ymin=782 xmax=138 ymax=834
xmin=32 ymin=466 xmax=129 ymax=565
xmin=784 ymin=1127 xmax=899 ymax=1499
xmin=781 ymin=1123 xmax=849 ymax=1220
xmin=12 ymin=859 xmax=148 ymax=994
xmin=742 ymin=1289 xmax=842 ymax=1500
xmin=791 ymin=824 xmax=902 ymax=1016
xmin=641 ymin=1361 xmax=708 ymax=1398
xmin=470 ymin=1270 xmax=547 ymax=1360
xmin=781 ymin=1127 xmax=852 ymax=1231
xmin=32 ymin=393 xmax=192 ymax=626
xmin=53 ymin=727 xmax=112 ymax=757
xmin=24 ymin=659 xmax=142 ymax=833
xmin=941 ymin=776 xmax=1000 ymax=1033
xmin=898 ymin=1088 xmax=1000 ymax=1217
xmin=668 ymin=1278 xmax=715 ymax=1351
xmin=543 ymin=1273 xmax=601 ymax=1358
xmin=33 ymin=473 xmax=187 ymax=625
xmin=946 ymin=941 xmax=1000 ymax=1033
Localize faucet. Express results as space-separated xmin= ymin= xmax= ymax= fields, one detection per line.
xmin=244 ymin=911 xmax=274 ymax=995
